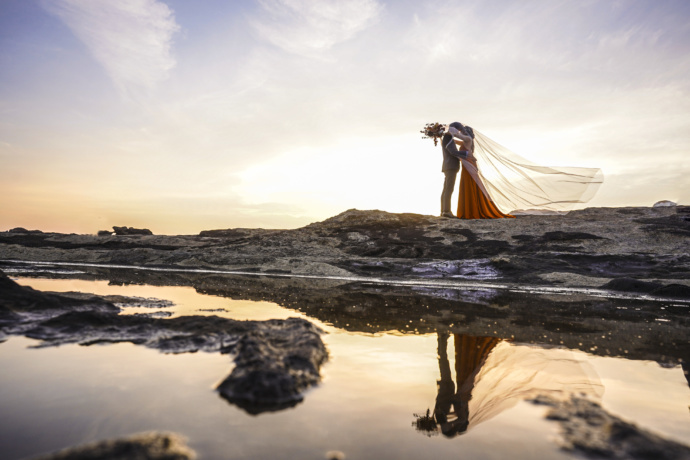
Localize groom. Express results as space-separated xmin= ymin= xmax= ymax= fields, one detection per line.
xmin=440 ymin=122 xmax=469 ymax=218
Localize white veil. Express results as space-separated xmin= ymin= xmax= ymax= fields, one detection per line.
xmin=470 ymin=129 xmax=604 ymax=213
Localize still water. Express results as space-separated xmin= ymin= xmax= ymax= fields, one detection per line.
xmin=1 ymin=274 xmax=689 ymax=459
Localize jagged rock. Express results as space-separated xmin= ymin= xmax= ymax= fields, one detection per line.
xmin=30 ymin=431 xmax=195 ymax=460
xmin=97 ymin=230 xmax=113 ymax=236
xmin=216 ymin=319 xmax=328 ymax=413
xmin=531 ymin=395 xmax=690 ymax=459
xmin=112 ymin=226 xmax=153 ymax=236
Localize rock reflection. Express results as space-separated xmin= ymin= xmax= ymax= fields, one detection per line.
xmin=415 ymin=333 xmax=603 ymax=437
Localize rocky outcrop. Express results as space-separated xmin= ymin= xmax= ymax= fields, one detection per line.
xmin=0 ymin=270 xmax=328 ymax=413
xmin=0 ymin=207 xmax=689 ymax=298
xmin=31 ymin=432 xmax=195 ymax=460
xmin=112 ymin=226 xmax=153 ymax=236
xmin=8 ymin=227 xmax=43 ymax=234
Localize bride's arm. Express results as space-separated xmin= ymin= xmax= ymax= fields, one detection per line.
xmin=448 ymin=127 xmax=472 ymax=145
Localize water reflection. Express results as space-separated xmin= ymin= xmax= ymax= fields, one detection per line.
xmin=416 ymin=333 xmax=604 ymax=437
xmin=3 ymin=270 xmax=690 ymax=459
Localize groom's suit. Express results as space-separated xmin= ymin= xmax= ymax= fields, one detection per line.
xmin=441 ymin=132 xmax=469 ymax=215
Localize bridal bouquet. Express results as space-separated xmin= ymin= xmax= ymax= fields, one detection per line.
xmin=420 ymin=122 xmax=446 ymax=146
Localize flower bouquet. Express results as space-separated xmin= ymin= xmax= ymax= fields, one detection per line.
xmin=420 ymin=122 xmax=447 ymax=146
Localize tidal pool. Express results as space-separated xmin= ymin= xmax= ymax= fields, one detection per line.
xmin=1 ymin=268 xmax=689 ymax=460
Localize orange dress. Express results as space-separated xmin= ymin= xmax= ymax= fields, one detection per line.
xmin=457 ymin=158 xmax=515 ymax=219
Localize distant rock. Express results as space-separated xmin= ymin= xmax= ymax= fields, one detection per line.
xmin=7 ymin=227 xmax=43 ymax=234
xmin=653 ymin=200 xmax=677 ymax=207
xmin=112 ymin=226 xmax=153 ymax=236
xmin=97 ymin=230 xmax=113 ymax=236
xmin=30 ymin=431 xmax=196 ymax=460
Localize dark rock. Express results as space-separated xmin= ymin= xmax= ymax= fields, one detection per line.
xmin=8 ymin=227 xmax=43 ymax=234
xmin=531 ymin=395 xmax=690 ymax=460
xmin=30 ymin=431 xmax=195 ymax=460
xmin=0 ymin=270 xmax=119 ymax=315
xmin=602 ymin=278 xmax=664 ymax=294
xmin=112 ymin=226 xmax=153 ymax=236
xmin=97 ymin=230 xmax=113 ymax=236
xmin=540 ymin=231 xmax=603 ymax=242
xmin=600 ymin=278 xmax=690 ymax=299
xmin=216 ymin=320 xmax=328 ymax=413
xmin=199 ymin=229 xmax=247 ymax=238
xmin=652 ymin=284 xmax=690 ymax=299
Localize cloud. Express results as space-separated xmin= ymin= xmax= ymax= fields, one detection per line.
xmin=42 ymin=0 xmax=179 ymax=92
xmin=251 ymin=0 xmax=383 ymax=56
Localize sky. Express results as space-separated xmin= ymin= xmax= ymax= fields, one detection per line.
xmin=1 ymin=0 xmax=689 ymax=234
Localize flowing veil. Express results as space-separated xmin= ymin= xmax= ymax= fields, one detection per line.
xmin=471 ymin=130 xmax=604 ymax=213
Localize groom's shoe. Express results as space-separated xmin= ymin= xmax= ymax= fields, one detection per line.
xmin=441 ymin=212 xmax=459 ymax=219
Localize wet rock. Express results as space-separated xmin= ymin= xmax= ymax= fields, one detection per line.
xmin=652 ymin=284 xmax=690 ymax=299
xmin=601 ymin=277 xmax=664 ymax=294
xmin=112 ymin=226 xmax=153 ymax=236
xmin=0 ymin=270 xmax=119 ymax=317
xmin=601 ymin=278 xmax=690 ymax=299
xmin=531 ymin=395 xmax=690 ymax=459
xmin=30 ymin=431 xmax=195 ymax=460
xmin=216 ymin=319 xmax=328 ymax=413
xmin=0 ymin=270 xmax=328 ymax=413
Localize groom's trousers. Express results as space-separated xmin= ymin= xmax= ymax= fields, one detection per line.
xmin=441 ymin=170 xmax=458 ymax=215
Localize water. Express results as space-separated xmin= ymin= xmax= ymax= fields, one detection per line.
xmin=1 ymin=266 xmax=689 ymax=459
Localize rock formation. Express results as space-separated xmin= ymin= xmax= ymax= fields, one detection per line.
xmin=0 ymin=207 xmax=688 ymax=298
xmin=30 ymin=431 xmax=195 ymax=460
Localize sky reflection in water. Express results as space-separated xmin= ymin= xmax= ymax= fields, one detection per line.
xmin=0 ymin=277 xmax=688 ymax=460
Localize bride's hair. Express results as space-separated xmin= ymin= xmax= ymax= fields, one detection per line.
xmin=464 ymin=126 xmax=475 ymax=139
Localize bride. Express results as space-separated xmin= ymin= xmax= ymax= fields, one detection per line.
xmin=446 ymin=123 xmax=515 ymax=219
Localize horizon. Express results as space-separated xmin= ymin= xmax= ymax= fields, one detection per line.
xmin=2 ymin=0 xmax=689 ymax=235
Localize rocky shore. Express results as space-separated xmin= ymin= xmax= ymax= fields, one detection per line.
xmin=2 ymin=206 xmax=689 ymax=459
xmin=1 ymin=206 xmax=688 ymax=298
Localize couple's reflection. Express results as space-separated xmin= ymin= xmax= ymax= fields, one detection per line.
xmin=434 ymin=333 xmax=500 ymax=436
xmin=415 ymin=332 xmax=604 ymax=437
